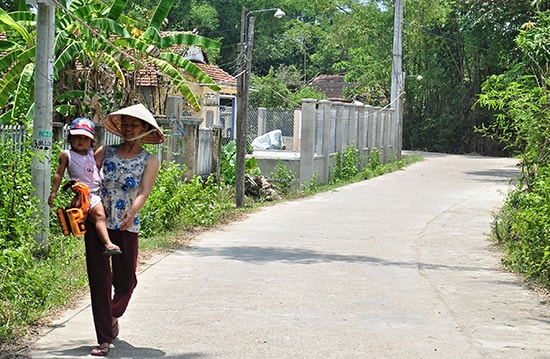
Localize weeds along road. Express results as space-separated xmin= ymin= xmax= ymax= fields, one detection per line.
xmin=29 ymin=152 xmax=550 ymax=359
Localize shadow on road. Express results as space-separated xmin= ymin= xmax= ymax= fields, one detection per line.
xmin=192 ymin=245 xmax=504 ymax=274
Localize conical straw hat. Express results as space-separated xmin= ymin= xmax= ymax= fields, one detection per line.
xmin=103 ymin=104 xmax=164 ymax=144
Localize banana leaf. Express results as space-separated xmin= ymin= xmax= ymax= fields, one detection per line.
xmin=0 ymin=8 xmax=33 ymax=45
xmin=150 ymin=58 xmax=201 ymax=111
xmin=149 ymin=0 xmax=174 ymax=31
xmin=159 ymin=52 xmax=220 ymax=91
xmin=159 ymin=33 xmax=221 ymax=50
xmin=54 ymin=41 xmax=84 ymax=81
xmin=100 ymin=52 xmax=126 ymax=87
xmin=89 ymin=17 xmax=131 ymax=38
xmin=10 ymin=63 xmax=34 ymax=122
xmin=106 ymin=0 xmax=129 ymax=21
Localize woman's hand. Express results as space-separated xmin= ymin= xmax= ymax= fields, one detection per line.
xmin=118 ymin=210 xmax=136 ymax=231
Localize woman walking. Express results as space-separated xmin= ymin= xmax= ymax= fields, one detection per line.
xmin=85 ymin=104 xmax=164 ymax=356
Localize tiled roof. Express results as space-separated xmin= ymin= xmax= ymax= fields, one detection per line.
xmin=310 ymin=74 xmax=351 ymax=100
xmin=136 ymin=62 xmax=159 ymax=87
xmin=195 ymin=62 xmax=237 ymax=87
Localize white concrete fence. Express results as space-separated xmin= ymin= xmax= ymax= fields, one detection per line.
xmin=253 ymin=99 xmax=399 ymax=185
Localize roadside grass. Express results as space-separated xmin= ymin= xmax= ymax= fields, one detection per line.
xmin=0 ymin=153 xmax=423 ymax=356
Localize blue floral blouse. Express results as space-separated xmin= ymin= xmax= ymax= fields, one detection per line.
xmin=101 ymin=145 xmax=152 ymax=233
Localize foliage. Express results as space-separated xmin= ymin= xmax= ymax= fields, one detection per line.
xmin=220 ymin=140 xmax=237 ymax=186
xmin=269 ymin=159 xmax=296 ymax=194
xmin=0 ymin=0 xmax=221 ymax=125
xmin=330 ymin=145 xmax=361 ymax=183
xmin=480 ymin=10 xmax=550 ymax=286
xmin=0 ymin=139 xmax=87 ymax=342
xmin=141 ymin=162 xmax=233 ymax=236
xmin=301 ymin=172 xmax=319 ymax=193
xmin=219 ymin=140 xmax=261 ymax=187
xmin=361 ymin=148 xmax=384 ymax=179
xmin=249 ymin=65 xmax=326 ymax=109
xmin=493 ymin=181 xmax=550 ymax=286
xmin=402 ymin=0 xmax=550 ymax=154
xmin=476 ymin=11 xmax=550 ymax=189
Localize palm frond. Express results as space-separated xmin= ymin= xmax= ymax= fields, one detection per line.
xmin=149 ymin=0 xmax=173 ymax=31
xmin=11 ymin=63 xmax=34 ymax=122
xmin=159 ymin=52 xmax=220 ymax=91
xmin=54 ymin=41 xmax=85 ymax=81
xmin=100 ymin=52 xmax=126 ymax=87
xmin=159 ymin=33 xmax=221 ymax=50
xmin=150 ymin=58 xmax=201 ymax=111
xmin=106 ymin=0 xmax=129 ymax=20
xmin=0 ymin=8 xmax=33 ymax=45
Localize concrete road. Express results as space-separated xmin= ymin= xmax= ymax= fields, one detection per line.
xmin=28 ymin=153 xmax=550 ymax=358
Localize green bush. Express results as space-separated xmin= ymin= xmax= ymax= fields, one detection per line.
xmin=493 ymin=174 xmax=550 ymax=285
xmin=270 ymin=159 xmax=296 ymax=194
xmin=0 ymin=140 xmax=88 ymax=342
xmin=330 ymin=145 xmax=361 ymax=183
xmin=220 ymin=141 xmax=261 ymax=187
xmin=141 ymin=162 xmax=234 ymax=236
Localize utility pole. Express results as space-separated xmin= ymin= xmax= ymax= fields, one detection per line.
xmin=235 ymin=7 xmax=249 ymax=208
xmin=390 ymin=0 xmax=404 ymax=159
xmin=235 ymin=7 xmax=285 ymax=207
xmin=30 ymin=0 xmax=56 ymax=250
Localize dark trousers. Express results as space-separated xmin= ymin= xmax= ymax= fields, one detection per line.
xmin=84 ymin=221 xmax=139 ymax=344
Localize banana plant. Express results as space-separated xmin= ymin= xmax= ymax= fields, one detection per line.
xmin=0 ymin=0 xmax=221 ymax=125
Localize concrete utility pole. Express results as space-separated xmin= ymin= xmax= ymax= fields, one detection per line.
xmin=235 ymin=7 xmax=285 ymax=208
xmin=235 ymin=7 xmax=250 ymax=208
xmin=390 ymin=0 xmax=404 ymax=159
xmin=31 ymin=0 xmax=55 ymax=250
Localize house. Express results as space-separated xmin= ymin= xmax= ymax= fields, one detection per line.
xmin=309 ymin=74 xmax=352 ymax=101
xmin=184 ymin=46 xmax=237 ymax=140
xmin=136 ymin=36 xmax=238 ymax=140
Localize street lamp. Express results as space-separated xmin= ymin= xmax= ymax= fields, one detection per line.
xmin=235 ymin=7 xmax=285 ymax=208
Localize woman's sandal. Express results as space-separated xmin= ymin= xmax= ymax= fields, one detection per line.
xmin=103 ymin=245 xmax=122 ymax=256
xmin=90 ymin=344 xmax=111 ymax=357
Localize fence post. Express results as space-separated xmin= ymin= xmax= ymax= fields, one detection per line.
xmin=293 ymin=109 xmax=301 ymax=151
xmin=299 ymin=99 xmax=317 ymax=185
xmin=211 ymin=125 xmax=222 ymax=183
xmin=346 ymin=103 xmax=356 ymax=149
xmin=384 ymin=109 xmax=392 ymax=162
xmin=377 ymin=109 xmax=385 ymax=161
xmin=357 ymin=104 xmax=366 ymax=169
xmin=257 ymin=107 xmax=267 ymax=138
xmin=319 ymin=100 xmax=331 ymax=184
xmin=182 ymin=118 xmax=202 ymax=180
xmin=334 ymin=103 xmax=344 ymax=159
xmin=390 ymin=108 xmax=398 ymax=159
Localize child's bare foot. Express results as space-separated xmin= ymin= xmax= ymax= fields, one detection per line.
xmin=103 ymin=244 xmax=122 ymax=256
